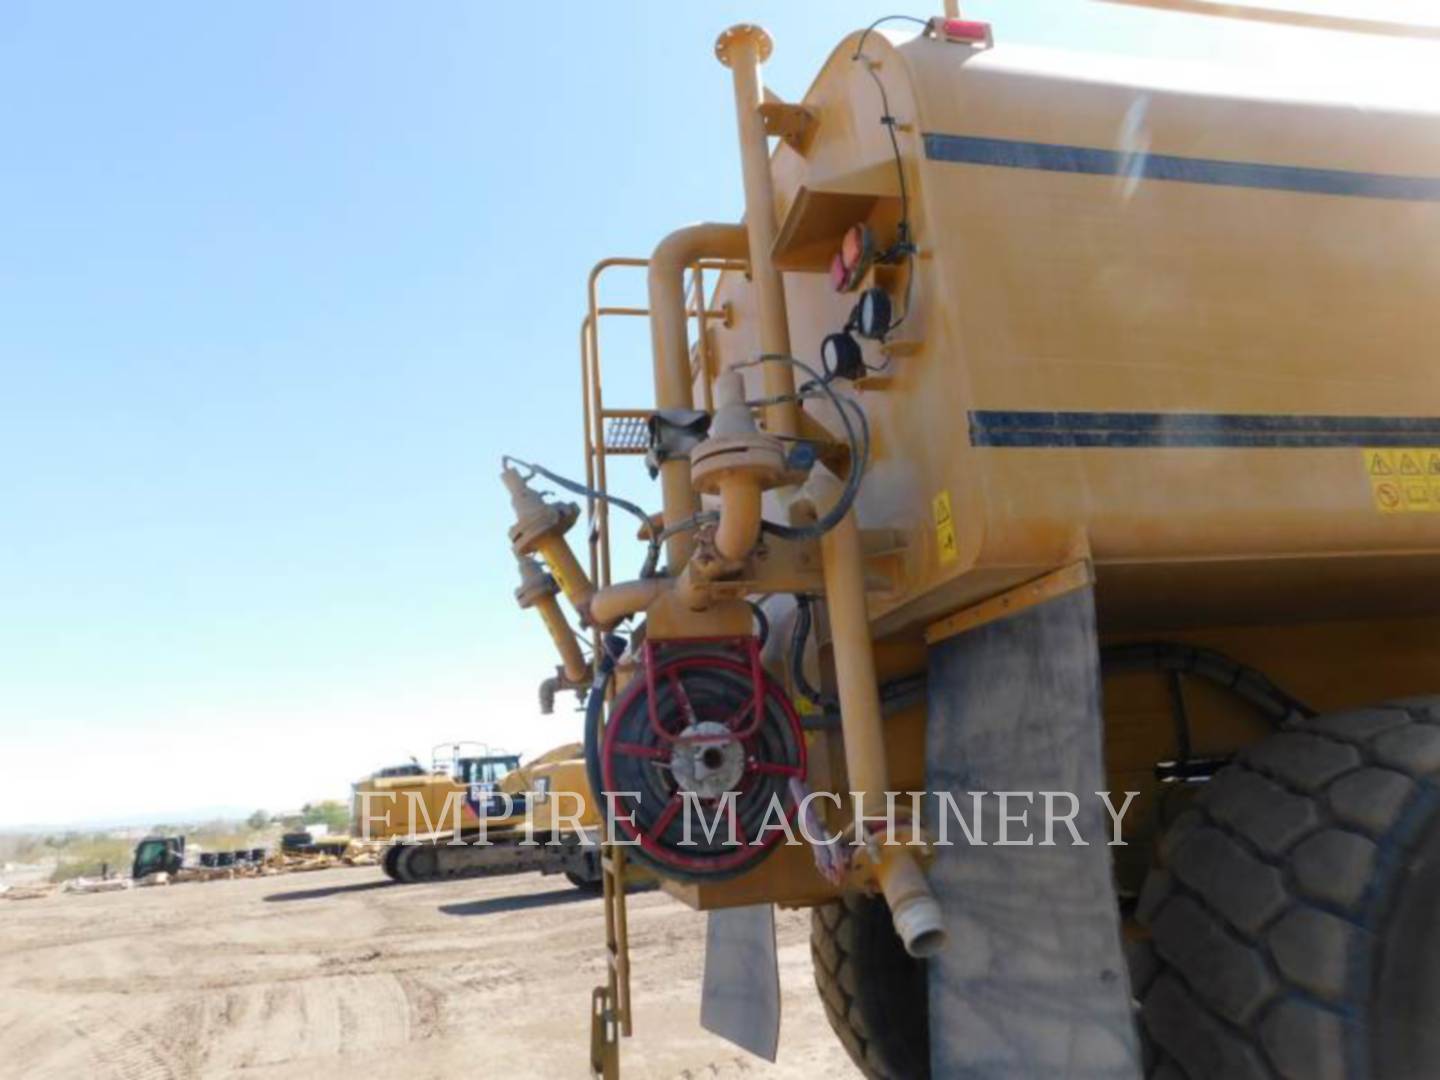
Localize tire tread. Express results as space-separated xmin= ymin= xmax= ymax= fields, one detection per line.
xmin=1137 ymin=698 xmax=1440 ymax=1079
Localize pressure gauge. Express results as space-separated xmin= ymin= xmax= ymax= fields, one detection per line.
xmin=855 ymin=287 xmax=892 ymax=340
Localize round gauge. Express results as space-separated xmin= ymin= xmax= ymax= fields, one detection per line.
xmin=856 ymin=287 xmax=892 ymax=340
xmin=821 ymin=331 xmax=864 ymax=381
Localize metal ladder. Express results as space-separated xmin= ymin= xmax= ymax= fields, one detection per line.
xmin=590 ymin=843 xmax=631 ymax=1078
xmin=580 ymin=255 xmax=740 ymax=1078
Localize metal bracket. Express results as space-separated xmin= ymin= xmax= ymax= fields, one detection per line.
xmin=758 ymin=102 xmax=817 ymax=154
xmin=924 ymin=560 xmax=1095 ymax=645
xmin=645 ymin=409 xmax=711 ymax=478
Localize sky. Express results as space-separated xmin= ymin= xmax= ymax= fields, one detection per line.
xmin=2 ymin=1 xmax=1435 ymax=828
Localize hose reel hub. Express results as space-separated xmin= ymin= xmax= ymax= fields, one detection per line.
xmin=670 ymin=720 xmax=747 ymax=799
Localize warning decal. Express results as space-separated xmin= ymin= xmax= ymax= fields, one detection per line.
xmin=932 ymin=490 xmax=959 ymax=564
xmin=1363 ymin=449 xmax=1440 ymax=513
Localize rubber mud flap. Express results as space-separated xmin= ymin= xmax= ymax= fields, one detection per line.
xmin=700 ymin=904 xmax=781 ymax=1062
xmin=925 ymin=585 xmax=1141 ymax=1078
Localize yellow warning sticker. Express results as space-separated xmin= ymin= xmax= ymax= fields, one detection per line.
xmin=1364 ymin=449 xmax=1440 ymax=513
xmin=932 ymin=489 xmax=959 ymax=563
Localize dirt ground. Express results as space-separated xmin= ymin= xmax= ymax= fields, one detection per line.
xmin=0 ymin=865 xmax=860 ymax=1079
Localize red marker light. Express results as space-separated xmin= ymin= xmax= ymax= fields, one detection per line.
xmin=942 ymin=19 xmax=993 ymax=46
xmin=841 ymin=223 xmax=871 ymax=272
xmin=831 ymin=223 xmax=874 ymax=292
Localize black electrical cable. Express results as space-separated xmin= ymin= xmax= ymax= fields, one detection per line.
xmin=1099 ymin=642 xmax=1317 ymax=727
xmin=789 ymin=596 xmax=832 ymax=709
xmin=656 ymin=511 xmax=719 ymax=544
xmin=747 ymin=601 xmax=771 ymax=650
xmin=503 ymin=455 xmax=654 ymax=540
xmin=851 ymin=19 xmax=921 ymax=338
xmin=582 ymin=632 xmax=629 ymax=805
xmin=735 ymin=354 xmax=870 ymax=542
xmin=789 ymin=594 xmax=926 ymax=724
xmin=504 ymin=454 xmax=714 ymax=579
xmin=852 ymin=14 xmax=931 ymax=58
xmin=781 ymin=390 xmax=871 ymax=534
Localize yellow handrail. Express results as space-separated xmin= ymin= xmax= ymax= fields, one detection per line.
xmin=579 ymin=257 xmax=742 ymax=592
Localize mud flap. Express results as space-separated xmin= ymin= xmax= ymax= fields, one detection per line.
xmin=700 ymin=904 xmax=781 ymax=1062
xmin=925 ymin=586 xmax=1140 ymax=1078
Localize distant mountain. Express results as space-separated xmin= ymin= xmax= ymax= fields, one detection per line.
xmin=1 ymin=805 xmax=260 ymax=832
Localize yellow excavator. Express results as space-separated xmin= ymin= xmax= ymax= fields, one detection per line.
xmin=353 ymin=741 xmax=604 ymax=889
xmin=497 ymin=2 xmax=1440 ymax=1077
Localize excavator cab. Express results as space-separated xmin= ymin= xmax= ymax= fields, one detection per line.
xmin=456 ymin=753 xmax=523 ymax=818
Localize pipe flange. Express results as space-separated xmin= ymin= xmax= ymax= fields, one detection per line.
xmin=508 ymin=499 xmax=580 ymax=556
xmin=514 ymin=557 xmax=560 ymax=609
xmin=502 ymin=465 xmax=580 ymax=556
xmin=715 ymin=24 xmax=773 ymax=68
xmin=690 ymin=433 xmax=788 ymax=494
xmin=670 ymin=721 xmax=747 ymax=800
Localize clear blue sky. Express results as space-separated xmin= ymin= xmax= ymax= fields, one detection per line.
xmin=1 ymin=2 xmax=1429 ymax=826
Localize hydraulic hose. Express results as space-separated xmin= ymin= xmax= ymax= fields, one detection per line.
xmin=582 ymin=633 xmax=628 ymax=809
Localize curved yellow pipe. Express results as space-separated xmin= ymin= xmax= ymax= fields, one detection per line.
xmin=648 ymin=223 xmax=748 ymax=571
xmin=590 ymin=577 xmax=672 ymax=629
xmin=714 ymin=474 xmax=763 ymax=562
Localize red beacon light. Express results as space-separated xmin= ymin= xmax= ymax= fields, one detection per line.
xmin=938 ymin=18 xmax=993 ymax=47
xmin=831 ymin=222 xmax=874 ymax=293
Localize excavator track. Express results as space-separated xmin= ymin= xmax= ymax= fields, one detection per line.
xmin=383 ymin=830 xmax=602 ymax=887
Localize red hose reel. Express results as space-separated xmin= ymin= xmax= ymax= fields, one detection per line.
xmin=600 ymin=636 xmax=807 ymax=881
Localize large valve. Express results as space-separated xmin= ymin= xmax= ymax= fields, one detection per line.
xmin=600 ymin=637 xmax=806 ymax=881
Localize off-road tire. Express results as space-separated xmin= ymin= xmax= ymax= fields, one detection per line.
xmin=811 ymin=892 xmax=930 ymax=1080
xmin=1136 ymin=697 xmax=1440 ymax=1079
xmin=380 ymin=844 xmax=404 ymax=881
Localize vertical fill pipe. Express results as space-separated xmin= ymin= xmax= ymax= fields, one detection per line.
xmin=817 ymin=475 xmax=947 ymax=958
xmin=715 ymin=25 xmax=799 ymax=440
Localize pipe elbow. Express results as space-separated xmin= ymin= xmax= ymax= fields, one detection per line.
xmin=648 ymin=223 xmax=748 ymax=295
xmin=877 ymin=849 xmax=948 ymax=959
xmin=647 ymin=223 xmax=749 ymax=573
xmin=714 ymin=474 xmax=763 ymax=561
xmin=647 ymin=224 xmax=748 ymax=414
xmin=590 ymin=578 xmax=672 ymax=628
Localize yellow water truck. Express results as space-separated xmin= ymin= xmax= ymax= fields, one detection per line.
xmin=504 ymin=5 xmax=1440 ymax=1077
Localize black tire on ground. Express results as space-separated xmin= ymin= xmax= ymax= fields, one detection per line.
xmin=811 ymin=892 xmax=930 ymax=1080
xmin=380 ymin=844 xmax=404 ymax=881
xmin=1135 ymin=697 xmax=1440 ymax=1080
xmin=564 ymin=870 xmax=603 ymax=893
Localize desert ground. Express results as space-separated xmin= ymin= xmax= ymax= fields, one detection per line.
xmin=0 ymin=865 xmax=859 ymax=1079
